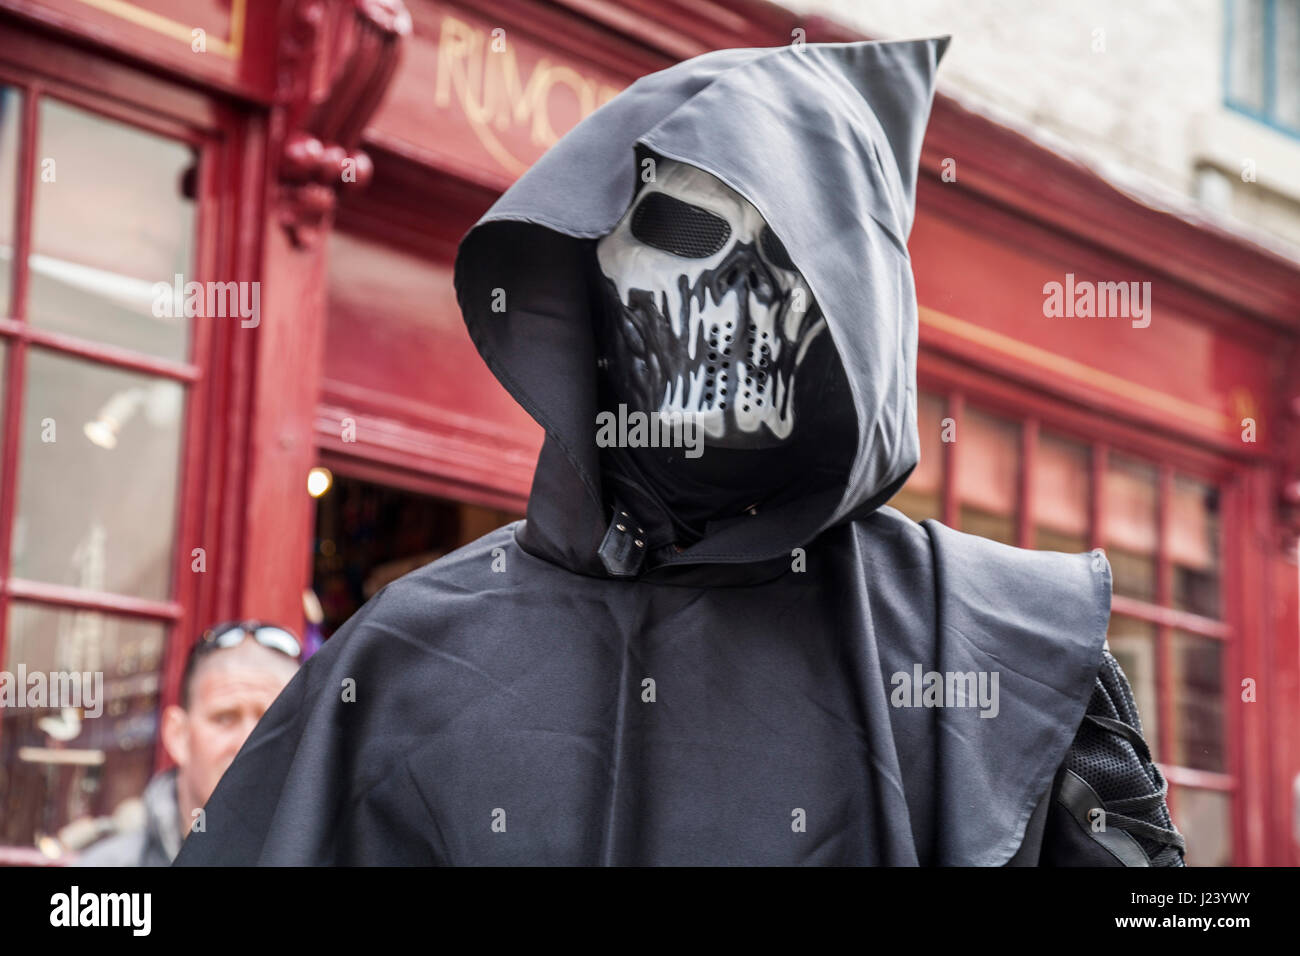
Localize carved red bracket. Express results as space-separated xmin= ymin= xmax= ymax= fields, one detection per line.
xmin=277 ymin=0 xmax=412 ymax=247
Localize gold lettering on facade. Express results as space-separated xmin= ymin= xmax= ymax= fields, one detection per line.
xmin=435 ymin=16 xmax=621 ymax=176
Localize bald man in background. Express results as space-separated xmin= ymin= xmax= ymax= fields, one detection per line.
xmin=75 ymin=622 xmax=301 ymax=867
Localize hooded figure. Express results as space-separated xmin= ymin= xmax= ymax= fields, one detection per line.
xmin=175 ymin=38 xmax=1184 ymax=866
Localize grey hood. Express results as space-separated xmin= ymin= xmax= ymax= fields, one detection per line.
xmin=455 ymin=37 xmax=949 ymax=578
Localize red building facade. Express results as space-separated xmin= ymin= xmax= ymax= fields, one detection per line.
xmin=0 ymin=0 xmax=1296 ymax=865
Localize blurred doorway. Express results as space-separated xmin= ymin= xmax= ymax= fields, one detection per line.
xmin=310 ymin=474 xmax=521 ymax=641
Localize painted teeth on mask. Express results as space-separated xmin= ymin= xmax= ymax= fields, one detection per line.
xmin=635 ymin=282 xmax=810 ymax=436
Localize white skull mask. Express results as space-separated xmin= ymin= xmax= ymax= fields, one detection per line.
xmin=594 ymin=158 xmax=827 ymax=449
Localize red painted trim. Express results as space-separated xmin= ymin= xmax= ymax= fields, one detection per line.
xmin=1156 ymin=466 xmax=1175 ymax=796
xmin=4 ymin=578 xmax=182 ymax=620
xmin=211 ymin=108 xmax=267 ymax=627
xmin=0 ymin=83 xmax=36 ymax=748
xmin=919 ymin=353 xmax=1245 ymax=479
xmin=0 ymin=17 xmax=224 ymax=129
xmin=1270 ymin=545 xmax=1300 ymax=865
xmin=916 ymin=175 xmax=1288 ymax=357
xmin=320 ymin=380 xmax=541 ymax=448
xmin=1160 ymin=764 xmax=1236 ymax=793
xmin=0 ymin=318 xmax=201 ymax=382
xmin=0 ymin=0 xmax=277 ymax=105
xmin=0 ymin=845 xmax=64 ymax=865
xmin=918 ymin=95 xmax=1300 ymax=334
xmin=318 ymin=449 xmax=529 ymax=515
xmin=314 ymin=392 xmax=537 ymax=502
xmin=156 ymin=113 xmax=223 ymax=727
xmin=1221 ymin=468 xmax=1259 ymax=863
xmin=1110 ymin=595 xmax=1231 ymax=640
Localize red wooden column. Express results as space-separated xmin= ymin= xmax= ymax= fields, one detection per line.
xmin=238 ymin=225 xmax=329 ymax=627
xmin=238 ymin=0 xmax=411 ymax=628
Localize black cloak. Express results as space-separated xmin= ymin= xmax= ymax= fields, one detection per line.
xmin=175 ymin=38 xmax=1182 ymax=866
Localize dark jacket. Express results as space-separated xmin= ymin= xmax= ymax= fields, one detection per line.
xmin=175 ymin=37 xmax=1182 ymax=866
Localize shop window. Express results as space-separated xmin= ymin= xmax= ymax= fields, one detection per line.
xmin=890 ymin=384 xmax=1232 ymax=863
xmin=0 ymin=85 xmax=204 ymax=854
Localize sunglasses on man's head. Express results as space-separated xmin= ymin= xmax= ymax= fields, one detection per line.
xmin=197 ymin=620 xmax=302 ymax=661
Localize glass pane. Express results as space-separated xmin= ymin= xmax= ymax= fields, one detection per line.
xmin=1171 ymin=475 xmax=1221 ymax=618
xmin=1106 ymin=616 xmax=1159 ymax=756
xmin=12 ymin=349 xmax=184 ymax=599
xmin=1228 ymin=0 xmax=1268 ymax=112
xmin=1172 ymin=630 xmax=1226 ymax=772
xmin=1034 ymin=430 xmax=1089 ymax=552
xmin=0 ymin=86 xmax=19 ymax=317
xmin=1172 ymin=786 xmax=1233 ymax=866
xmin=957 ymin=406 xmax=1019 ymax=545
xmin=29 ymin=98 xmax=195 ymax=361
xmin=1103 ymin=454 xmax=1158 ymax=603
xmin=1277 ymin=0 xmax=1300 ymax=129
xmin=888 ymin=391 xmax=944 ymax=523
xmin=0 ymin=602 xmax=167 ymax=851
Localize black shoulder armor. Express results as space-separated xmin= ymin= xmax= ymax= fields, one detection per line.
xmin=1038 ymin=649 xmax=1187 ymax=865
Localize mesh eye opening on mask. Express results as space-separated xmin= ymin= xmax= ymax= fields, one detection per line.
xmin=630 ymin=192 xmax=731 ymax=258
xmin=760 ymin=225 xmax=796 ymax=271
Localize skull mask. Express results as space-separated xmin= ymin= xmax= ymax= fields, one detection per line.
xmin=594 ymin=158 xmax=829 ymax=450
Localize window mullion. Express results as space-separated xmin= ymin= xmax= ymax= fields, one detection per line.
xmin=942 ymin=391 xmax=962 ymax=528
xmin=1017 ymin=416 xmax=1037 ymax=549
xmin=0 ymin=84 xmax=40 ymax=748
xmin=1156 ymin=465 xmax=1175 ymax=777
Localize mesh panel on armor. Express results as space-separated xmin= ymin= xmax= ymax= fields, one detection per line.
xmin=630 ymin=192 xmax=732 ymax=258
xmin=1064 ymin=649 xmax=1185 ymax=865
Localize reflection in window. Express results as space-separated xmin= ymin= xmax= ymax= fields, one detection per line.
xmin=1171 ymin=475 xmax=1221 ymax=619
xmin=0 ymin=87 xmax=19 ymax=317
xmin=1172 ymin=630 xmax=1226 ymax=773
xmin=0 ymin=603 xmax=166 ymax=849
xmin=1033 ymin=430 xmax=1089 ymax=553
xmin=28 ymin=98 xmax=195 ymax=362
xmin=1103 ymin=454 xmax=1158 ymax=603
xmin=12 ymin=349 xmax=184 ymax=599
xmin=957 ymin=407 xmax=1019 ymax=545
xmin=1106 ymin=616 xmax=1159 ymax=756
xmin=887 ymin=391 xmax=944 ymax=523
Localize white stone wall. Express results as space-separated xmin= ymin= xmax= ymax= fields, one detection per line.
xmin=781 ymin=0 xmax=1300 ymax=255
